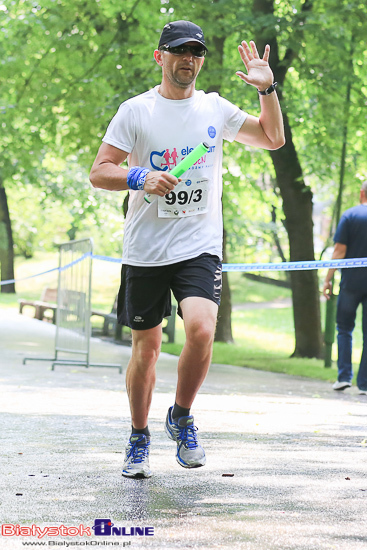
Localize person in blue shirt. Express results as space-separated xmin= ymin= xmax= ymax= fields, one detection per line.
xmin=323 ymin=181 xmax=367 ymax=394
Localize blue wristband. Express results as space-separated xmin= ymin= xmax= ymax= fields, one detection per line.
xmin=127 ymin=167 xmax=150 ymax=191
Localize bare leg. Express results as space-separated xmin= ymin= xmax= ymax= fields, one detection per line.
xmin=126 ymin=324 xmax=162 ymax=429
xmin=175 ymin=297 xmax=218 ymax=409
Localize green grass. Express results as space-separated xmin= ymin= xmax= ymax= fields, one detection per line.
xmin=1 ymin=252 xmax=121 ymax=309
xmin=229 ymin=272 xmax=291 ymax=304
xmin=161 ymin=297 xmax=363 ymax=384
xmin=1 ymin=252 xmax=363 ymax=384
xmin=161 ymin=308 xmax=336 ymax=382
xmin=2 ymin=252 xmax=121 ymax=329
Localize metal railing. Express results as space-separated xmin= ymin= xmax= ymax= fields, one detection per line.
xmin=23 ymin=238 xmax=122 ymax=373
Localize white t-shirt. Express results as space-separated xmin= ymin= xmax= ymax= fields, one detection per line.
xmin=102 ymin=86 xmax=247 ymax=266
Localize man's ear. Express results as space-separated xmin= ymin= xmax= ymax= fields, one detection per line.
xmin=154 ymin=49 xmax=163 ymax=67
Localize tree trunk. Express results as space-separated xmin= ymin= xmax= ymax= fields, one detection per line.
xmin=215 ymin=229 xmax=234 ymax=343
xmin=271 ymin=205 xmax=287 ymax=264
xmin=0 ymin=180 xmax=15 ymax=293
xmin=270 ymin=116 xmax=322 ymax=358
xmin=253 ymin=0 xmax=323 ymax=358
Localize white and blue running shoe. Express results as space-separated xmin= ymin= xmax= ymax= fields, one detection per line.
xmin=122 ymin=434 xmax=152 ymax=479
xmin=165 ymin=406 xmax=206 ymax=468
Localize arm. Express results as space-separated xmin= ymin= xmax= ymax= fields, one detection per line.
xmin=235 ymin=41 xmax=285 ymax=151
xmin=322 ymin=242 xmax=347 ymax=299
xmin=89 ymin=142 xmax=178 ymax=195
xmin=89 ymin=142 xmax=130 ymax=191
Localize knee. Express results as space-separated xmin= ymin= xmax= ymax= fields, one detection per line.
xmin=132 ymin=333 xmax=161 ymax=368
xmin=337 ymin=323 xmax=354 ymax=336
xmin=135 ymin=344 xmax=160 ymax=367
xmin=186 ymin=320 xmax=215 ymax=348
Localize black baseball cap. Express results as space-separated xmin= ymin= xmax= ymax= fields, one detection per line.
xmin=158 ymin=20 xmax=208 ymax=51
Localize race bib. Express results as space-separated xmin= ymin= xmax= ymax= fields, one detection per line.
xmin=158 ymin=177 xmax=209 ymax=218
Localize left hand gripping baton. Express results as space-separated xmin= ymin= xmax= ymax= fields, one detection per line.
xmin=144 ymin=142 xmax=209 ymax=204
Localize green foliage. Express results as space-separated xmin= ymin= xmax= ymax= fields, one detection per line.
xmin=8 ymin=175 xmax=126 ymax=257
xmin=1 ymin=0 xmax=367 ymax=265
xmin=0 ymin=0 xmax=168 ymax=256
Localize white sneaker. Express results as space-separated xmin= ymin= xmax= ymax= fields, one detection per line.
xmin=122 ymin=434 xmax=152 ymax=478
xmin=358 ymin=389 xmax=367 ymax=395
xmin=332 ymin=381 xmax=352 ymax=391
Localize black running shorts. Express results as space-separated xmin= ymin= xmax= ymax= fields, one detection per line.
xmin=117 ymin=253 xmax=222 ymax=330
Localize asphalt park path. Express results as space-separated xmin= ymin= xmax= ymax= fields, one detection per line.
xmin=0 ymin=309 xmax=366 ymax=550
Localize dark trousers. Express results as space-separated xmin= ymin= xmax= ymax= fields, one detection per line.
xmin=336 ymin=287 xmax=367 ymax=390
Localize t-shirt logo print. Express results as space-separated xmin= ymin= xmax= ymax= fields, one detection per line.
xmin=163 ymin=148 xmax=178 ymax=170
xmin=150 ymin=148 xmax=178 ymax=171
xmin=208 ymin=126 xmax=216 ymax=138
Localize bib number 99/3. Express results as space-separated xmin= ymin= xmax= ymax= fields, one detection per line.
xmin=165 ymin=188 xmax=203 ymax=206
xmin=158 ymin=177 xmax=209 ymax=218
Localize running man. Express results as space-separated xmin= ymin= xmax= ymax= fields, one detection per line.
xmin=90 ymin=20 xmax=285 ymax=478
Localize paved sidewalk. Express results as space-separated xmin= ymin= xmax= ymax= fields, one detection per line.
xmin=0 ymin=309 xmax=367 ymax=550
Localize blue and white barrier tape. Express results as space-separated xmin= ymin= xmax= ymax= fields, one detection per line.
xmin=1 ymin=255 xmax=367 ymax=286
xmin=223 ymin=257 xmax=367 ymax=272
xmin=92 ymin=254 xmax=121 ymax=264
xmin=0 ymin=252 xmax=92 ymax=286
xmin=92 ymin=255 xmax=367 ymax=271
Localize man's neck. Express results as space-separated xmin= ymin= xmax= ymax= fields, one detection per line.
xmin=158 ymin=81 xmax=195 ymax=100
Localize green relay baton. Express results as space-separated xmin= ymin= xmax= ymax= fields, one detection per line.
xmin=144 ymin=142 xmax=209 ymax=204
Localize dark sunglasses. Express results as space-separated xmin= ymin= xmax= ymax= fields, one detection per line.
xmin=160 ymin=44 xmax=207 ymax=58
